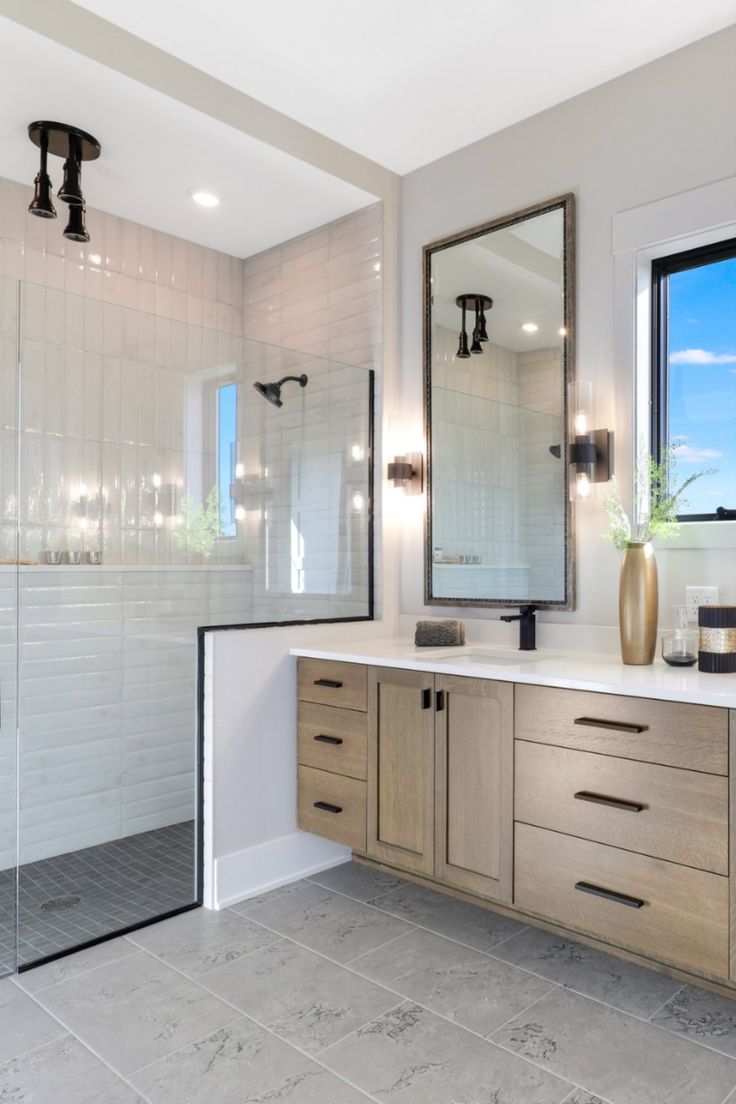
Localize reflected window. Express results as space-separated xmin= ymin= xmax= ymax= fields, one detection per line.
xmin=217 ymin=382 xmax=237 ymax=537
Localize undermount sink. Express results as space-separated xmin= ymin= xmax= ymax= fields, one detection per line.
xmin=428 ymin=650 xmax=555 ymax=665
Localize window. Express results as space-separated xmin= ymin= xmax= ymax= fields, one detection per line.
xmin=651 ymin=238 xmax=736 ymax=521
xmin=216 ymin=381 xmax=237 ymax=537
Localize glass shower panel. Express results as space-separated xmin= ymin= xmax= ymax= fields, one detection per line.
xmin=0 ymin=276 xmax=18 ymax=976
xmin=13 ymin=281 xmax=373 ymax=968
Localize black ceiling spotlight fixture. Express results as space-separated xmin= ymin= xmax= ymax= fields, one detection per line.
xmin=456 ymin=294 xmax=492 ymax=359
xmin=27 ymin=122 xmax=101 ymax=243
xmin=253 ymin=373 xmax=308 ymax=408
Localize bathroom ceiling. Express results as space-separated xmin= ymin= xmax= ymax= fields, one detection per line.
xmin=73 ymin=0 xmax=734 ymax=173
xmin=0 ymin=17 xmax=377 ymax=257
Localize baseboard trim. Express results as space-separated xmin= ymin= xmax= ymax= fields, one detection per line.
xmin=213 ymin=831 xmax=350 ymax=909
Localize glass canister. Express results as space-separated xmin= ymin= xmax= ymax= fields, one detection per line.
xmin=661 ymin=605 xmax=699 ymax=667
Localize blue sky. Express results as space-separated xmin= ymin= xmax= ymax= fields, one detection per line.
xmin=668 ymin=254 xmax=736 ymax=515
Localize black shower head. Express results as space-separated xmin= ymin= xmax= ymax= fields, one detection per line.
xmin=253 ymin=374 xmax=308 ymax=408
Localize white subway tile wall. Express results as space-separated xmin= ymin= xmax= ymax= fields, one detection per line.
xmin=0 ymin=178 xmax=382 ymax=884
xmin=431 ymin=325 xmax=564 ymax=601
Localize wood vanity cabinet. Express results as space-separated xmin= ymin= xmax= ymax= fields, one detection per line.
xmin=296 ymin=655 xmax=735 ymax=991
xmin=365 ymin=667 xmax=513 ymax=900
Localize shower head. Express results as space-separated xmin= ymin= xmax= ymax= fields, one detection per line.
xmin=253 ymin=373 xmax=308 ymax=408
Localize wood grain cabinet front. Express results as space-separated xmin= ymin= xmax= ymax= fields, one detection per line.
xmin=298 ymin=702 xmax=368 ymax=780
xmin=297 ymin=659 xmax=368 ymax=712
xmin=515 ymin=740 xmax=728 ymax=874
xmin=515 ymin=822 xmax=729 ymax=979
xmin=298 ymin=765 xmax=367 ymax=851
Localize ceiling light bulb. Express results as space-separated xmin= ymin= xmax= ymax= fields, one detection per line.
xmin=191 ymin=191 xmax=219 ymax=208
xmin=521 ymin=322 xmax=539 ymax=333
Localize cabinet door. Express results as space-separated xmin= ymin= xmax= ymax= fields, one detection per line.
xmin=434 ymin=675 xmax=513 ymax=901
xmin=366 ymin=667 xmax=435 ymax=875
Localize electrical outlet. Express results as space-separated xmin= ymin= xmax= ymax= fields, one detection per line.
xmin=686 ymin=586 xmax=719 ymax=622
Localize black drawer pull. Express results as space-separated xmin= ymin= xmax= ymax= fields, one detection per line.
xmin=313 ymin=801 xmax=342 ymax=814
xmin=574 ymin=881 xmax=644 ymax=909
xmin=314 ymin=678 xmax=343 ymax=689
xmin=574 ymin=716 xmax=648 ymax=735
xmin=435 ymin=689 xmax=445 ymax=712
xmin=574 ymin=791 xmax=645 ymax=813
xmin=421 ymin=687 xmax=432 ymax=710
xmin=314 ymin=734 xmax=343 ymax=746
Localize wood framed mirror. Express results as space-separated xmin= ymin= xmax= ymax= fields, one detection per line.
xmin=423 ymin=193 xmax=576 ymax=609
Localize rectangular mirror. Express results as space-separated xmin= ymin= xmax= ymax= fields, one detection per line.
xmin=424 ymin=194 xmax=575 ymax=609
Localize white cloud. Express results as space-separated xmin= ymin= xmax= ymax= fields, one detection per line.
xmin=670 ymin=348 xmax=736 ymax=365
xmin=673 ymin=444 xmax=723 ymax=462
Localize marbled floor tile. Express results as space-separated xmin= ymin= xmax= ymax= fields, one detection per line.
xmin=0 ymin=1034 xmax=146 ymax=1103
xmin=563 ymin=1093 xmax=608 ymax=1104
xmin=308 ymin=861 xmax=410 ymax=903
xmin=321 ymin=1001 xmax=571 ymax=1103
xmin=130 ymin=1016 xmax=371 ymax=1103
xmin=17 ymin=936 xmax=138 ymax=994
xmin=350 ymin=928 xmax=553 ymax=1037
xmin=651 ymin=985 xmax=736 ymax=1058
xmin=34 ymin=951 xmax=236 ymax=1075
xmin=201 ymin=938 xmax=399 ymax=1054
xmin=127 ymin=904 xmax=279 ymax=976
xmin=372 ymin=882 xmax=527 ymax=954
xmin=492 ymin=927 xmax=680 ymax=1017
xmin=0 ymin=978 xmax=65 ymax=1062
xmin=493 ymin=987 xmax=736 ymax=1104
xmin=235 ymin=880 xmax=413 ymax=963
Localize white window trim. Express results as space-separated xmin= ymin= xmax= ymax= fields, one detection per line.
xmin=612 ymin=176 xmax=736 ymax=549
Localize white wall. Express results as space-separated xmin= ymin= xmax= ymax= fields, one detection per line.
xmin=399 ymin=27 xmax=736 ymax=637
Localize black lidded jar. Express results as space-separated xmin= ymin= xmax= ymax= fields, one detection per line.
xmin=698 ymin=605 xmax=736 ymax=673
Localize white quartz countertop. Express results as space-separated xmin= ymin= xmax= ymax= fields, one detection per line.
xmin=290 ymin=638 xmax=736 ymax=709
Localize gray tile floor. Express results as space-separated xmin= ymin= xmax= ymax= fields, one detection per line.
xmin=2 ymin=859 xmax=736 ymax=1103
xmin=0 ymin=821 xmax=196 ymax=972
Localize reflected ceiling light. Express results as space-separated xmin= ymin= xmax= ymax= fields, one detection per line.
xmin=455 ymin=294 xmax=492 ymax=360
xmin=191 ymin=191 xmax=220 ymax=208
xmin=27 ymin=122 xmax=101 ymax=241
xmin=522 ymin=322 xmax=539 ymax=333
xmin=558 ymin=326 xmax=568 ymax=337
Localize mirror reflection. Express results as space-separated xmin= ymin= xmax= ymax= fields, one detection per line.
xmin=425 ymin=196 xmax=574 ymax=608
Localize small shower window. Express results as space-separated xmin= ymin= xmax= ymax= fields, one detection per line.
xmin=217 ymin=381 xmax=237 ymax=537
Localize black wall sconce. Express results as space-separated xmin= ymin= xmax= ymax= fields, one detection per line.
xmin=387 ymin=453 xmax=424 ymax=495
xmin=27 ymin=121 xmax=101 ymax=244
xmin=455 ymin=294 xmax=492 ymax=359
xmin=567 ymin=381 xmax=613 ymax=499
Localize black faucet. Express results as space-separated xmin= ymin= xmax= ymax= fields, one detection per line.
xmin=500 ymin=605 xmax=537 ymax=651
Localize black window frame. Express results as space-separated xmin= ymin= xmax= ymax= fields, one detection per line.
xmin=651 ymin=235 xmax=736 ymax=522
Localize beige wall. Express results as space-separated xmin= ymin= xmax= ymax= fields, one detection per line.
xmin=399 ymin=27 xmax=736 ymax=637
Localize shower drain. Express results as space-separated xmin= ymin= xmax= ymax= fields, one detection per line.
xmin=40 ymin=895 xmax=81 ymax=913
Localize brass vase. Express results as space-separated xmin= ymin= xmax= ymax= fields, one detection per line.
xmin=619 ymin=542 xmax=658 ymax=665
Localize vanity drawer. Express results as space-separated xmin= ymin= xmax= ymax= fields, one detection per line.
xmin=298 ymin=659 xmax=367 ymax=712
xmin=298 ymin=765 xmax=367 ymax=850
xmin=515 ymin=741 xmax=728 ymax=873
xmin=515 ymin=684 xmax=727 ymax=775
xmin=298 ymin=702 xmax=367 ymax=780
xmin=515 ymin=823 xmax=729 ymax=978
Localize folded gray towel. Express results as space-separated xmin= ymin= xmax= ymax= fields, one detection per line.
xmin=414 ymin=619 xmax=466 ymax=647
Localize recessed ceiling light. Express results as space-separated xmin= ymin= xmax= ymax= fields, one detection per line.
xmin=191 ymin=191 xmax=219 ymax=208
xmin=521 ymin=322 xmax=539 ymax=333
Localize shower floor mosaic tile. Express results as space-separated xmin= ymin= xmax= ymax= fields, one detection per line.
xmin=1 ymin=859 xmax=736 ymax=1103
xmin=0 ymin=821 xmax=195 ymax=973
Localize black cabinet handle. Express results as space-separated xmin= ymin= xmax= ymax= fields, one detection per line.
xmin=574 ymin=881 xmax=644 ymax=909
xmin=574 ymin=791 xmax=645 ymax=813
xmin=574 ymin=716 xmax=648 ymax=735
xmin=314 ymin=678 xmax=343 ymax=689
xmin=435 ymin=690 xmax=445 ymax=712
xmin=421 ymin=688 xmax=432 ymax=709
xmin=313 ymin=801 xmax=342 ymax=814
xmin=314 ymin=734 xmax=343 ymax=746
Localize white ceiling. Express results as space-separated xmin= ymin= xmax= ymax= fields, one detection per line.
xmin=0 ymin=17 xmax=376 ymax=257
xmin=74 ymin=0 xmax=735 ymax=173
